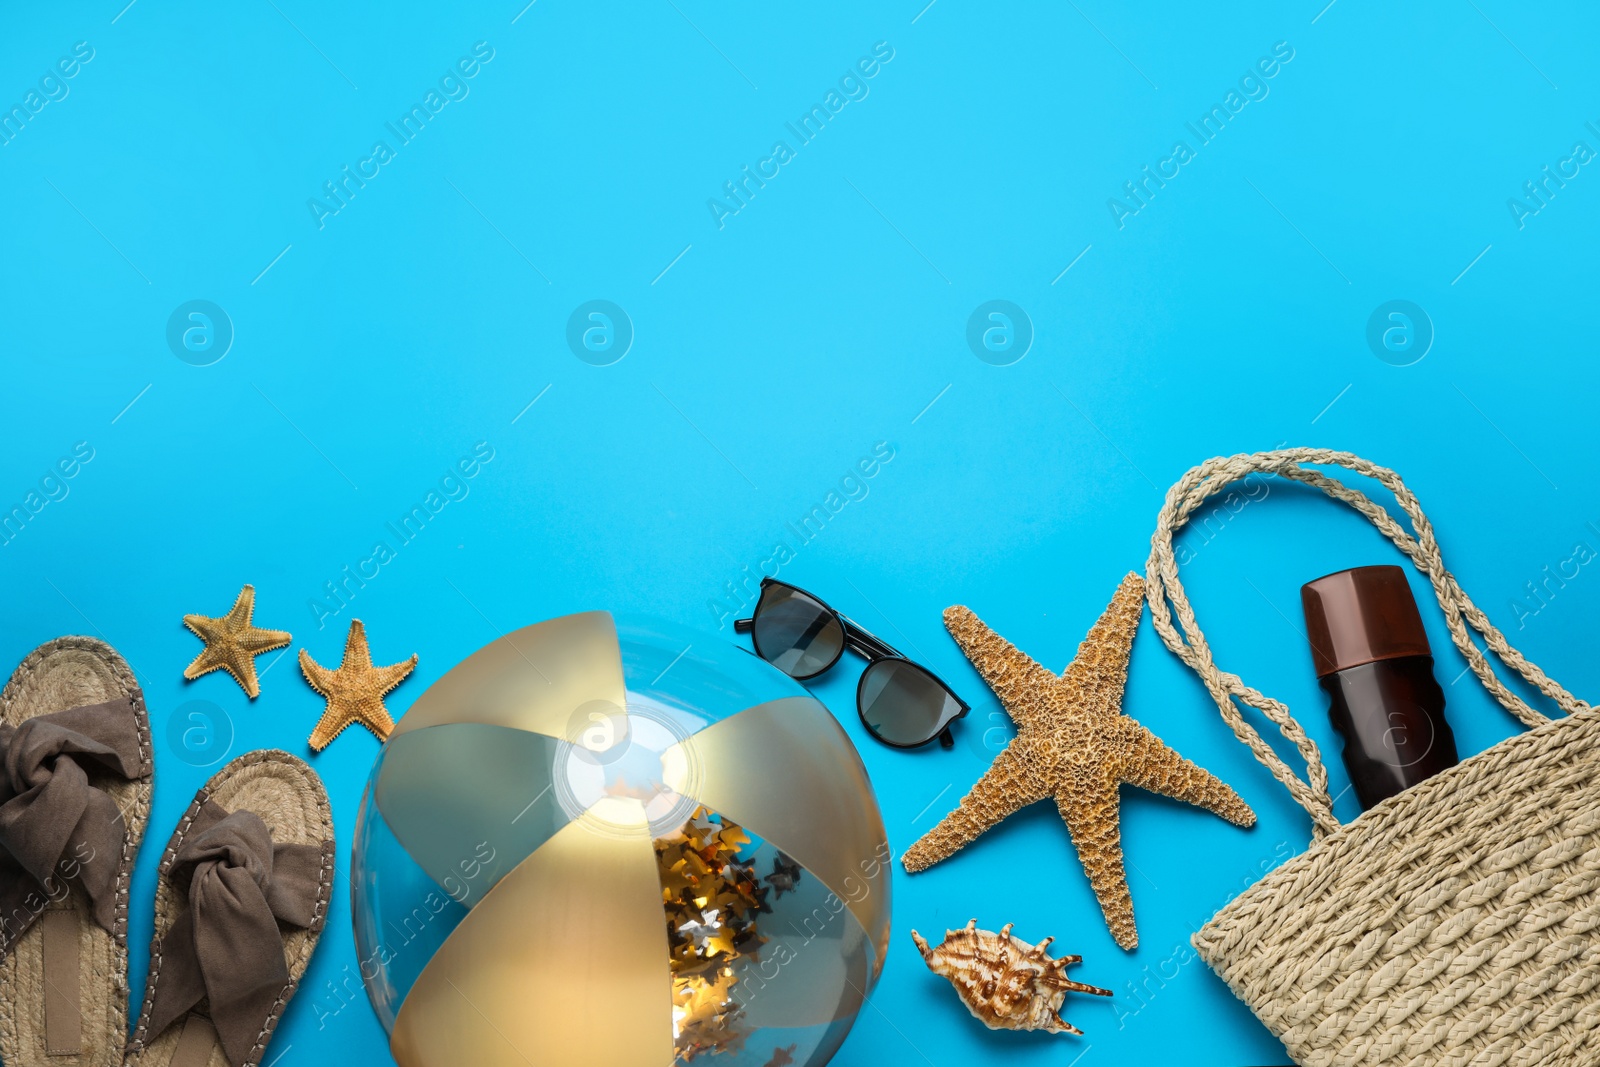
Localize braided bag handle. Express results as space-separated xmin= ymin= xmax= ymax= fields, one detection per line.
xmin=1143 ymin=447 xmax=1589 ymax=838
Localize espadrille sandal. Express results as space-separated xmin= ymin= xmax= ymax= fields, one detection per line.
xmin=0 ymin=636 xmax=155 ymax=1067
xmin=125 ymin=751 xmax=333 ymax=1067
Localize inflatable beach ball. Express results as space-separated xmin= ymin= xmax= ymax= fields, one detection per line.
xmin=352 ymin=611 xmax=891 ymax=1067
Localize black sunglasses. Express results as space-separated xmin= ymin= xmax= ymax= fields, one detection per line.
xmin=735 ymin=578 xmax=969 ymax=750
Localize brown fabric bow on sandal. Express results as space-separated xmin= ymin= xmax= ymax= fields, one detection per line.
xmin=128 ymin=750 xmax=333 ymax=1067
xmin=0 ymin=637 xmax=154 ymax=1067
xmin=0 ymin=699 xmax=150 ymax=948
xmin=142 ymin=803 xmax=326 ymax=1066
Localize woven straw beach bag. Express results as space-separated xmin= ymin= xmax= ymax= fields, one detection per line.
xmin=1143 ymin=449 xmax=1600 ymax=1067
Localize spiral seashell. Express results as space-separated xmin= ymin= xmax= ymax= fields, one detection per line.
xmin=910 ymin=920 xmax=1111 ymax=1035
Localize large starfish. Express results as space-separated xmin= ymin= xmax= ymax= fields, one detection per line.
xmin=902 ymin=573 xmax=1255 ymax=950
xmin=299 ymin=619 xmax=417 ymax=750
xmin=182 ymin=584 xmax=292 ymax=698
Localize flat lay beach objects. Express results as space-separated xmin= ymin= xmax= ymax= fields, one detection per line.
xmin=910 ymin=920 xmax=1110 ymax=1035
xmin=902 ymin=573 xmax=1255 ymax=950
xmin=0 ymin=637 xmax=153 ymax=1067
xmin=1147 ymin=448 xmax=1600 ymax=1066
xmin=735 ymin=577 xmax=969 ymax=749
xmin=1300 ymin=564 xmax=1458 ymax=808
xmin=299 ymin=619 xmax=417 ymax=750
xmin=125 ymin=749 xmax=334 ymax=1067
xmin=352 ymin=612 xmax=890 ymax=1067
xmin=182 ymin=585 xmax=292 ymax=699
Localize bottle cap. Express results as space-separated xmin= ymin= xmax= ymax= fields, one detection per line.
xmin=1300 ymin=565 xmax=1431 ymax=678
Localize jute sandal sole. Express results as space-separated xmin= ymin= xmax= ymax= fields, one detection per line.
xmin=0 ymin=636 xmax=154 ymax=1067
xmin=126 ymin=750 xmax=333 ymax=1067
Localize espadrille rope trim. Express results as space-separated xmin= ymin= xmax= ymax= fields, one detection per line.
xmin=112 ymin=687 xmax=153 ymax=950
xmin=128 ymin=787 xmax=211 ymax=1057
xmin=1145 ymin=448 xmax=1590 ymax=838
xmin=241 ymin=836 xmax=335 ymax=1067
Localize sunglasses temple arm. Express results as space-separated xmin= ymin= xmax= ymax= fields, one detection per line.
xmin=938 ymin=726 xmax=955 ymax=749
xmin=734 ymin=618 xmax=754 ymax=634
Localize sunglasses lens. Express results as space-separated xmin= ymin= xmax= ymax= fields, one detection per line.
xmin=858 ymin=660 xmax=963 ymax=746
xmin=751 ymin=585 xmax=845 ymax=678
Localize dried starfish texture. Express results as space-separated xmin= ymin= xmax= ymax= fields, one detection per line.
xmin=299 ymin=619 xmax=418 ymax=750
xmin=902 ymin=573 xmax=1255 ymax=949
xmin=911 ymin=920 xmax=1111 ymax=1035
xmin=182 ymin=583 xmax=292 ymax=698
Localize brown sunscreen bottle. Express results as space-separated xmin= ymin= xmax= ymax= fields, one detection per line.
xmin=1301 ymin=565 xmax=1459 ymax=810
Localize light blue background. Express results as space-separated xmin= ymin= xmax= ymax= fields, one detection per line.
xmin=4 ymin=2 xmax=1599 ymax=1064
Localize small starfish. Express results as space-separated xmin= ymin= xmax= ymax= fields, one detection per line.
xmin=902 ymin=573 xmax=1255 ymax=950
xmin=182 ymin=584 xmax=291 ymax=698
xmin=299 ymin=619 xmax=417 ymax=750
